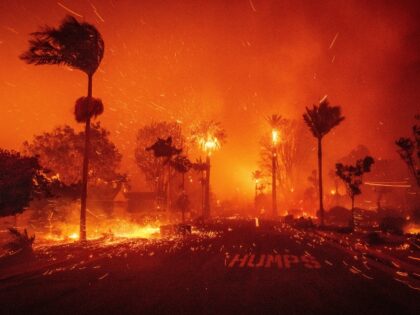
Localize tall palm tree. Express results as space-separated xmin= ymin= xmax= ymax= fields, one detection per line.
xmin=20 ymin=15 xmax=105 ymax=241
xmin=266 ymin=114 xmax=285 ymax=217
xmin=190 ymin=121 xmax=226 ymax=218
xmin=303 ymin=98 xmax=344 ymax=226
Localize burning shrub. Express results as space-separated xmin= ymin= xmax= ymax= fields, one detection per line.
xmin=4 ymin=228 xmax=35 ymax=253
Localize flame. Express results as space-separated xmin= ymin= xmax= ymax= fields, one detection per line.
xmin=198 ymin=135 xmax=220 ymax=156
xmin=69 ymin=232 xmax=79 ymax=240
xmin=405 ymin=224 xmax=420 ymax=235
xmin=271 ymin=129 xmax=279 ymax=145
xmin=42 ymin=220 xmax=161 ymax=243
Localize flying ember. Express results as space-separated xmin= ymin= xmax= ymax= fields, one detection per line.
xmin=0 ymin=1 xmax=419 ymax=314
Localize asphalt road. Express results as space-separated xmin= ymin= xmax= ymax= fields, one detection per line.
xmin=0 ymin=219 xmax=419 ymax=315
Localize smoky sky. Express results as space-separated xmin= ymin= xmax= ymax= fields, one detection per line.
xmin=0 ymin=0 xmax=419 ymax=197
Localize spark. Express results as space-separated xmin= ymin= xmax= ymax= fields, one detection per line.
xmin=3 ymin=26 xmax=18 ymax=34
xmin=329 ymin=32 xmax=339 ymax=49
xmin=98 ymin=273 xmax=109 ymax=280
xmin=319 ymin=94 xmax=328 ymax=103
xmin=57 ymin=2 xmax=84 ymax=18
xmin=248 ymin=0 xmax=257 ymax=12
xmin=362 ymin=273 xmax=373 ymax=280
xmin=408 ymin=256 xmax=420 ymax=262
xmin=364 ymin=182 xmax=411 ymax=188
xmin=89 ymin=1 xmax=105 ymax=22
xmin=407 ymin=284 xmax=420 ymax=291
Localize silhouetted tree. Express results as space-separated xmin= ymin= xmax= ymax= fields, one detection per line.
xmin=23 ymin=123 xmax=124 ymax=198
xmin=0 ymin=149 xmax=50 ymax=218
xmin=395 ymin=115 xmax=420 ymax=186
xmin=147 ymin=136 xmax=183 ymax=211
xmin=135 ymin=122 xmax=184 ymax=197
xmin=20 ymin=15 xmax=105 ymax=241
xmin=336 ymin=156 xmax=374 ymax=229
xmin=303 ymin=98 xmax=345 ymax=226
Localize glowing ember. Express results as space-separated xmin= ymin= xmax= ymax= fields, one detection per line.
xmin=405 ymin=224 xmax=420 ymax=235
xmin=41 ymin=220 xmax=161 ymax=243
xmin=69 ymin=232 xmax=79 ymax=240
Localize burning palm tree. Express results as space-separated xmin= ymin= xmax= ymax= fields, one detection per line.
xmin=303 ymin=98 xmax=345 ymax=226
xmin=191 ymin=121 xmax=226 ymax=218
xmin=266 ymin=114 xmax=286 ymax=217
xmin=20 ymin=15 xmax=105 ymax=241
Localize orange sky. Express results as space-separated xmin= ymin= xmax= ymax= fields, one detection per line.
xmin=0 ymin=0 xmax=419 ymax=198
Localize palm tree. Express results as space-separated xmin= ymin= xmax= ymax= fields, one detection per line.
xmin=266 ymin=114 xmax=285 ymax=217
xmin=20 ymin=15 xmax=105 ymax=241
xmin=303 ymin=98 xmax=344 ymax=226
xmin=190 ymin=121 xmax=226 ymax=218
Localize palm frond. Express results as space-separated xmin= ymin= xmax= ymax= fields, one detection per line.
xmin=303 ymin=98 xmax=345 ymax=139
xmin=20 ymin=15 xmax=104 ymax=75
xmin=74 ymin=97 xmax=104 ymax=123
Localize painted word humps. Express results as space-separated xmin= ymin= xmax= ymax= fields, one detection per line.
xmin=227 ymin=254 xmax=321 ymax=269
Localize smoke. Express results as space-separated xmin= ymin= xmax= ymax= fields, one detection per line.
xmin=0 ymin=0 xmax=419 ymax=198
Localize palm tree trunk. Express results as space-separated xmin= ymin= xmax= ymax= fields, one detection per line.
xmin=272 ymin=149 xmax=277 ymax=217
xmin=254 ymin=181 xmax=258 ymax=211
xmin=204 ymin=155 xmax=211 ymax=218
xmin=318 ymin=137 xmax=324 ymax=226
xmin=167 ymin=163 xmax=171 ymax=211
xmin=80 ymin=74 xmax=92 ymax=242
xmin=181 ymin=173 xmax=185 ymax=223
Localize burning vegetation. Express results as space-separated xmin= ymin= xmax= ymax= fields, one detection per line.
xmin=0 ymin=3 xmax=420 ymax=313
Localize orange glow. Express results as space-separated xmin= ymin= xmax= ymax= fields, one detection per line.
xmin=198 ymin=136 xmax=220 ymax=156
xmin=405 ymin=224 xmax=420 ymax=235
xmin=68 ymin=232 xmax=79 ymax=240
xmin=271 ymin=129 xmax=279 ymax=146
xmin=0 ymin=1 xmax=419 ymax=200
xmin=42 ymin=215 xmax=161 ymax=243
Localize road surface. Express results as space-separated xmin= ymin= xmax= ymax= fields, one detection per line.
xmin=0 ymin=219 xmax=418 ymax=314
